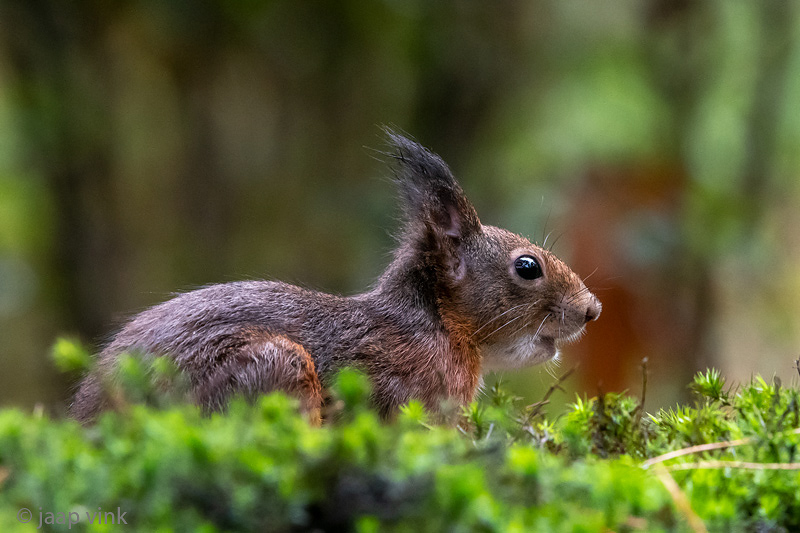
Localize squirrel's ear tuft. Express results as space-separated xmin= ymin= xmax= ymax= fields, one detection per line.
xmin=384 ymin=128 xmax=480 ymax=241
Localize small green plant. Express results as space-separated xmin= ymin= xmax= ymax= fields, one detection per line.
xmin=0 ymin=339 xmax=797 ymax=531
xmin=51 ymin=337 xmax=91 ymax=374
xmin=690 ymin=368 xmax=728 ymax=403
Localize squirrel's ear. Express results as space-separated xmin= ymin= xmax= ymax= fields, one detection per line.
xmin=385 ymin=130 xmax=481 ymax=242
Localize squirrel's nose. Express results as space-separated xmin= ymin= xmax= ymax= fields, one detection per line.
xmin=584 ymin=296 xmax=602 ymax=323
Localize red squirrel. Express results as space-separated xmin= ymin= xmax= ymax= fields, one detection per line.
xmin=71 ymin=132 xmax=601 ymax=423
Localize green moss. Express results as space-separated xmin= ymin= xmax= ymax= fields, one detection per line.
xmin=0 ymin=340 xmax=797 ymax=531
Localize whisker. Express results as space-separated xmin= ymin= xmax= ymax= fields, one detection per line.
xmin=566 ymin=286 xmax=593 ymax=304
xmin=542 ymin=230 xmax=553 ymax=250
xmin=533 ymin=313 xmax=551 ymax=340
xmin=545 ymin=358 xmax=561 ymax=379
xmin=547 ymin=233 xmax=564 ymax=252
xmin=480 ymin=314 xmax=524 ymax=343
xmin=596 ymin=275 xmax=624 ymax=283
xmin=470 ymin=303 xmax=531 ymax=338
xmin=508 ymin=319 xmax=532 ymax=339
xmin=541 ymin=204 xmax=553 ymax=245
xmin=581 ymin=267 xmax=600 ymax=283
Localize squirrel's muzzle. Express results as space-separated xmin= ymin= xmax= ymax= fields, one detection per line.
xmin=584 ymin=294 xmax=602 ymax=324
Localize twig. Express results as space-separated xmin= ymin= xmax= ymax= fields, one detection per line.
xmin=540 ymin=365 xmax=576 ymax=404
xmin=652 ymin=464 xmax=708 ymax=533
xmin=666 ymin=460 xmax=800 ymax=472
xmin=510 ymin=366 xmax=576 ymax=445
xmin=524 ymin=399 xmax=550 ymax=412
xmin=525 ymin=365 xmax=577 ymax=422
xmin=634 ymin=357 xmax=648 ymax=421
xmin=642 ymin=438 xmax=752 ymax=468
xmin=642 ymin=427 xmax=800 ymax=469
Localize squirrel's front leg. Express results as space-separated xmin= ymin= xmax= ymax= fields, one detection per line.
xmin=195 ymin=331 xmax=323 ymax=425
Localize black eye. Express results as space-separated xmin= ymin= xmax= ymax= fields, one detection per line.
xmin=514 ymin=255 xmax=543 ymax=280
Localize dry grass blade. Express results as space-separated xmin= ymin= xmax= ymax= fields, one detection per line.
xmin=508 ymin=366 xmax=577 ymax=445
xmin=633 ymin=357 xmax=648 ymax=422
xmin=652 ymin=464 xmax=708 ymax=533
xmin=642 ymin=438 xmax=752 ymax=468
xmin=666 ymin=460 xmax=800 ymax=472
xmin=642 ymin=427 xmax=800 ymax=469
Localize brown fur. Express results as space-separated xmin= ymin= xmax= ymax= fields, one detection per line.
xmin=71 ymin=131 xmax=600 ymax=423
xmin=197 ymin=331 xmax=323 ymax=425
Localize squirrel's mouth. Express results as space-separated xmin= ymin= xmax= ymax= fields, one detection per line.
xmin=480 ymin=332 xmax=559 ymax=371
xmin=558 ymin=325 xmax=588 ymax=345
xmin=538 ymin=335 xmax=557 ymax=354
xmin=479 ymin=321 xmax=589 ymax=372
xmin=544 ymin=322 xmax=588 ymax=347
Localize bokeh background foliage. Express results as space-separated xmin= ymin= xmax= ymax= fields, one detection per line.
xmin=2 ymin=1 xmax=800 ymax=409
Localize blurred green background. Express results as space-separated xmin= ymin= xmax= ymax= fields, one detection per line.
xmin=2 ymin=0 xmax=800 ymax=413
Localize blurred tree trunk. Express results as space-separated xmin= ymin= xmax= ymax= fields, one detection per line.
xmin=2 ymin=2 xmax=122 ymax=340
xmin=644 ymin=0 xmax=796 ymax=389
xmin=740 ymin=1 xmax=795 ymax=228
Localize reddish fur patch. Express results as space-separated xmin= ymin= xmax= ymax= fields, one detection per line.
xmin=196 ymin=330 xmax=323 ymax=426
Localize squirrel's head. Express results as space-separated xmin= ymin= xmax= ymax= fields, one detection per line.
xmin=384 ymin=131 xmax=601 ymax=369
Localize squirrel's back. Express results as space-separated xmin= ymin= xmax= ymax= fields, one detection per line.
xmin=101 ymin=281 xmax=359 ymax=376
